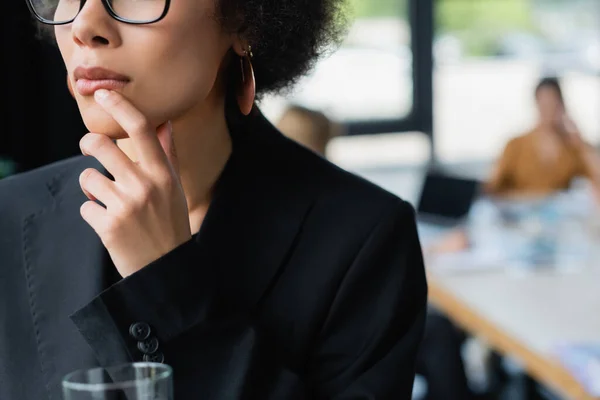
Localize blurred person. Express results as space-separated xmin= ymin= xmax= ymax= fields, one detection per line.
xmin=429 ymin=77 xmax=600 ymax=254
xmin=0 ymin=0 xmax=428 ymax=399
xmin=486 ymin=77 xmax=600 ymax=199
xmin=276 ymin=104 xmax=342 ymax=156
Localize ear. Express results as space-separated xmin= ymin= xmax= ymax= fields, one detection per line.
xmin=232 ymin=36 xmax=249 ymax=57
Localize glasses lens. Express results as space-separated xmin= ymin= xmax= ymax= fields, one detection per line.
xmin=29 ymin=0 xmax=167 ymax=24
xmin=30 ymin=0 xmax=79 ymax=23
xmin=107 ymin=0 xmax=167 ymax=22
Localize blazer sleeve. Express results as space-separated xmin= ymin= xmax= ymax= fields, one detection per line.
xmin=69 ymin=238 xmax=219 ymax=364
xmin=307 ymin=200 xmax=428 ymax=399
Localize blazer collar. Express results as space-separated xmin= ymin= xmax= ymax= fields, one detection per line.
xmin=22 ymin=110 xmax=315 ymax=396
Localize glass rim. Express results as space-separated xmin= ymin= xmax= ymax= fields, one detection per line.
xmin=62 ymin=362 xmax=172 ymax=392
xmin=25 ymin=0 xmax=171 ymax=26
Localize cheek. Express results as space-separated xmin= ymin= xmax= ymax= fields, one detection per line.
xmin=143 ymin=48 xmax=221 ymax=114
xmin=130 ymin=14 xmax=230 ymax=120
xmin=55 ymin=26 xmax=72 ymax=66
xmin=78 ymin=33 xmax=228 ymax=138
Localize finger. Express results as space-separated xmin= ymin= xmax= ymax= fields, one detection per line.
xmin=81 ymin=185 xmax=97 ymax=202
xmin=80 ymin=133 xmax=138 ymax=181
xmin=156 ymin=121 xmax=179 ymax=175
xmin=80 ymin=200 xmax=107 ymax=233
xmin=79 ymin=168 xmax=119 ymax=208
xmin=94 ymin=89 xmax=167 ymax=167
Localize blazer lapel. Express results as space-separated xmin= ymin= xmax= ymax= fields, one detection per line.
xmin=196 ymin=111 xmax=316 ymax=315
xmin=22 ymin=157 xmax=117 ymax=399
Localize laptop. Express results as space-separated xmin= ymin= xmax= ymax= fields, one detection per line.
xmin=416 ymin=170 xmax=481 ymax=242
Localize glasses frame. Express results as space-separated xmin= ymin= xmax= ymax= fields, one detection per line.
xmin=25 ymin=0 xmax=171 ymax=25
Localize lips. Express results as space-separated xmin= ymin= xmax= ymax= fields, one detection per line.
xmin=73 ymin=66 xmax=130 ymax=96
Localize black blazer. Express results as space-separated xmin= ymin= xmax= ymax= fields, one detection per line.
xmin=0 ymin=111 xmax=427 ymax=399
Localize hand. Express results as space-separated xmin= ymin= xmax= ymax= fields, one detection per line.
xmin=79 ymin=89 xmax=192 ymax=277
xmin=561 ymin=114 xmax=584 ymax=147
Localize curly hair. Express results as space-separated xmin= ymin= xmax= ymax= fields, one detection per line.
xmin=36 ymin=0 xmax=348 ymax=98
xmin=216 ymin=0 xmax=348 ymax=97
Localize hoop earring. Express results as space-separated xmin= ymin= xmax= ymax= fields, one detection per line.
xmin=237 ymin=45 xmax=256 ymax=116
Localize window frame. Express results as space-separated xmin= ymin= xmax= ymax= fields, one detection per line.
xmin=344 ymin=0 xmax=434 ymax=146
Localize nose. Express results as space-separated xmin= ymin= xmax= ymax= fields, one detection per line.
xmin=71 ymin=0 xmax=122 ymax=48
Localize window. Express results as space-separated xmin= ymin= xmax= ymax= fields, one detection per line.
xmin=434 ymin=0 xmax=600 ymax=163
xmin=260 ymin=0 xmax=412 ymax=126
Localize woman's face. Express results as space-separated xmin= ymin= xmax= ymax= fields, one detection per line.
xmin=536 ymin=86 xmax=564 ymax=128
xmin=56 ymin=0 xmax=234 ymax=139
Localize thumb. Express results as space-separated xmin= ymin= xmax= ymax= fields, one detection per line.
xmin=156 ymin=121 xmax=179 ymax=175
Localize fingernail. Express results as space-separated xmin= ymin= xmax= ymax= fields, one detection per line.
xmin=167 ymin=121 xmax=173 ymax=132
xmin=94 ymin=89 xmax=110 ymax=102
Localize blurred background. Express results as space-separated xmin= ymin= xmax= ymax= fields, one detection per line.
xmin=2 ymin=0 xmax=600 ymax=399
xmin=263 ymin=0 xmax=599 ymax=193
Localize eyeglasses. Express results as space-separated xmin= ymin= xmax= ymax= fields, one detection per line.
xmin=25 ymin=0 xmax=171 ymax=25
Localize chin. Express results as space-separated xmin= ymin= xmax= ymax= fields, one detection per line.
xmin=81 ymin=113 xmax=129 ymax=139
xmin=76 ymin=98 xmax=167 ymax=139
xmin=75 ymin=100 xmax=124 ymax=138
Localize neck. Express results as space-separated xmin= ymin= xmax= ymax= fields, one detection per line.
xmin=117 ymin=94 xmax=232 ymax=232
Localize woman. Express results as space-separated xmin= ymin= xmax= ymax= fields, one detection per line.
xmin=486 ymin=77 xmax=600 ymax=198
xmin=0 ymin=0 xmax=427 ymax=399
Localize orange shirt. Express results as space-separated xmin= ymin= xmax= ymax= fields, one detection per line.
xmin=486 ymin=130 xmax=591 ymax=196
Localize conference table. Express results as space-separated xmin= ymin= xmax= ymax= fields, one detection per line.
xmin=426 ymin=255 xmax=600 ymax=400
xmin=353 ymin=162 xmax=600 ymax=399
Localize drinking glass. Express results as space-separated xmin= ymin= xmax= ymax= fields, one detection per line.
xmin=62 ymin=362 xmax=173 ymax=400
